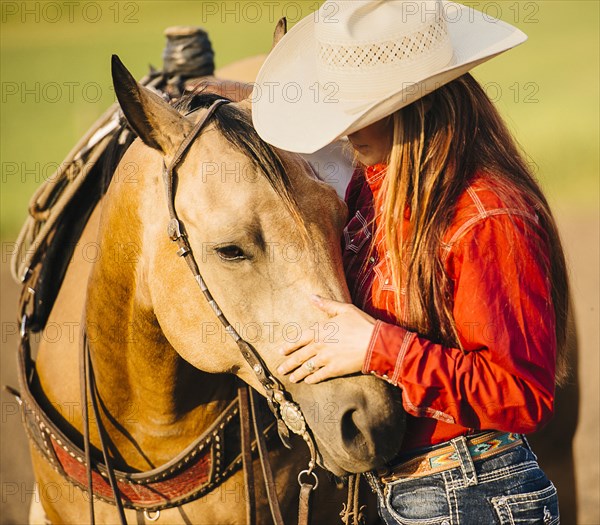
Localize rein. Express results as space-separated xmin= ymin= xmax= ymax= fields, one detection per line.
xmin=161 ymin=98 xmax=321 ymax=524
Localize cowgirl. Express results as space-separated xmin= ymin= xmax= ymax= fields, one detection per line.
xmin=253 ymin=1 xmax=567 ymax=523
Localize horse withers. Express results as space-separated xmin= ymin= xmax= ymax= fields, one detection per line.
xmin=25 ymin=57 xmax=405 ymax=523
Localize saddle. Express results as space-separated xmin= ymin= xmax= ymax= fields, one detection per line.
xmin=12 ymin=26 xmax=216 ymax=332
xmin=13 ymin=103 xmax=128 ymax=332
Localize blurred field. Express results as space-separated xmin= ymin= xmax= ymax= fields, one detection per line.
xmin=1 ymin=1 xmax=598 ymax=238
xmin=1 ymin=1 xmax=598 ymax=524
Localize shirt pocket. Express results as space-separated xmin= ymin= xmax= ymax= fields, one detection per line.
xmin=343 ymin=211 xmax=372 ymax=254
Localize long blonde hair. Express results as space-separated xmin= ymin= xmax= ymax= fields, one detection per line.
xmin=378 ymin=73 xmax=569 ymax=384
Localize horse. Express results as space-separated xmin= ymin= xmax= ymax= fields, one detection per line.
xmin=21 ymin=55 xmax=405 ymax=524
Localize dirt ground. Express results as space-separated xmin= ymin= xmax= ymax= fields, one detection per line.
xmin=1 ymin=208 xmax=598 ymax=524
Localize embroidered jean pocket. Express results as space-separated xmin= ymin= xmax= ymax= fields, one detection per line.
xmin=343 ymin=212 xmax=371 ymax=254
xmin=491 ymin=483 xmax=559 ymax=524
xmin=384 ymin=476 xmax=452 ymax=525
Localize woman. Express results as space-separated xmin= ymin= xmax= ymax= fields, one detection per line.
xmin=252 ymin=1 xmax=567 ymax=523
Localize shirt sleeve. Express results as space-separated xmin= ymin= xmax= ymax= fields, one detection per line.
xmin=363 ymin=213 xmax=557 ymax=434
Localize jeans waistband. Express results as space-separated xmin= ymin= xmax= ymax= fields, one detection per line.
xmin=378 ymin=431 xmax=523 ymax=483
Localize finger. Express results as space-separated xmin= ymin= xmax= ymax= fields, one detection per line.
xmin=289 ymin=356 xmax=323 ymax=383
xmin=279 ymin=333 xmax=315 ymax=356
xmin=277 ymin=343 xmax=319 ymax=375
xmin=311 ymin=295 xmax=351 ymax=317
xmin=303 ymin=364 xmax=334 ymax=384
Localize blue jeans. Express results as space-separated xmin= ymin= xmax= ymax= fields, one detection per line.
xmin=366 ymin=437 xmax=559 ymax=524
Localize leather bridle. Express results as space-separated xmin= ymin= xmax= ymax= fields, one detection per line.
xmin=9 ymin=96 xmax=362 ymax=525
xmin=161 ymin=98 xmax=321 ymax=523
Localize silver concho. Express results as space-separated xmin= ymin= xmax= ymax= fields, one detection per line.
xmin=280 ymin=400 xmax=306 ymax=435
xmin=167 ymin=218 xmax=182 ymax=240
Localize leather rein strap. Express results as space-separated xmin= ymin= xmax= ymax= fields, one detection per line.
xmin=81 ymin=330 xmax=127 ymax=524
xmin=162 ymin=99 xmax=319 ymax=525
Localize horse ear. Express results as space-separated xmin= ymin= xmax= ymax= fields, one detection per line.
xmin=271 ymin=17 xmax=287 ymax=49
xmin=111 ymin=55 xmax=192 ymax=156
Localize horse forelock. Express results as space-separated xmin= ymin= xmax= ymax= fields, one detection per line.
xmin=175 ymin=91 xmax=309 ymax=241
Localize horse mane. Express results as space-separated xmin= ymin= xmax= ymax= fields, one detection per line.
xmin=99 ymin=89 xmax=307 ymax=236
xmin=176 ymin=91 xmax=307 ymax=235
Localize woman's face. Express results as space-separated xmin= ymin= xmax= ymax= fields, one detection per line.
xmin=347 ymin=116 xmax=393 ymax=166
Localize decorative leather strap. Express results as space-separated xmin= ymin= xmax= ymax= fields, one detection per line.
xmin=80 ymin=329 xmax=96 ymax=524
xmin=239 ymin=386 xmax=256 ymax=525
xmin=12 ymin=328 xmax=276 ymax=512
xmin=82 ymin=332 xmax=127 ymax=524
xmin=161 ymin=95 xmax=321 ymax=503
xmin=298 ymin=483 xmax=313 ymax=525
xmin=379 ymin=431 xmax=523 ymax=482
xmin=162 ymin=99 xmax=293 ymax=405
xmin=160 ymin=96 xmax=321 ymax=525
xmin=250 ymin=389 xmax=285 ymax=525
xmin=163 ymin=99 xmax=228 ymax=226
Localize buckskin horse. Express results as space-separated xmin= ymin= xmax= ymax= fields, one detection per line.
xmin=17 ymin=54 xmax=405 ymax=524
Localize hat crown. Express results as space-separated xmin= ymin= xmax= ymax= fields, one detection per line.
xmin=316 ymin=0 xmax=444 ymax=41
xmin=314 ymin=0 xmax=454 ymax=100
xmin=252 ymin=0 xmax=528 ymax=154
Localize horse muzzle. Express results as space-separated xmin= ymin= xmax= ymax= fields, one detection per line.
xmin=292 ymin=375 xmax=406 ymax=475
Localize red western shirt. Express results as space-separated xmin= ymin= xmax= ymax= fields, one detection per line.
xmin=343 ymin=164 xmax=556 ymax=451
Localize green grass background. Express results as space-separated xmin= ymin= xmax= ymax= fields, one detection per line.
xmin=1 ymin=1 xmax=598 ymax=239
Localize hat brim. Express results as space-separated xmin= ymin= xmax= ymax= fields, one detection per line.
xmin=252 ymin=1 xmax=527 ymax=154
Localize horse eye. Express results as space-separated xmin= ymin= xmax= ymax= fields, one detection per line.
xmin=216 ymin=245 xmax=246 ymax=261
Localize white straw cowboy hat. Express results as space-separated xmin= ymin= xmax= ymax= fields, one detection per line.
xmin=252 ymin=0 xmax=527 ymax=154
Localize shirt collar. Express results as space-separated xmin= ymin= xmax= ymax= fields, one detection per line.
xmin=364 ymin=163 xmax=388 ymax=190
xmin=363 ymin=163 xmax=411 ymax=220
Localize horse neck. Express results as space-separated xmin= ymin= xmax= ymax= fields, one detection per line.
xmin=85 ymin=157 xmax=237 ymax=470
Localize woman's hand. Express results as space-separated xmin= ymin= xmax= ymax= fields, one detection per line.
xmin=276 ymin=295 xmax=377 ymax=384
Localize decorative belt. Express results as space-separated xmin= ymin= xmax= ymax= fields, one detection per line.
xmin=378 ymin=431 xmax=523 ymax=483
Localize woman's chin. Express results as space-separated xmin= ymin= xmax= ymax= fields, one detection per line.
xmin=355 ymin=151 xmax=385 ymax=167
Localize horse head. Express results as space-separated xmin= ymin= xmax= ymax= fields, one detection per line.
xmin=108 ymin=56 xmax=405 ymax=475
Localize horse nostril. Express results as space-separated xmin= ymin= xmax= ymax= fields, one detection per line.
xmin=340 ymin=408 xmax=370 ymax=458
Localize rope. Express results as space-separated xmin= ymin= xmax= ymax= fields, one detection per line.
xmin=340 ymin=474 xmax=366 ymax=525
xmin=162 ymin=26 xmax=215 ymax=78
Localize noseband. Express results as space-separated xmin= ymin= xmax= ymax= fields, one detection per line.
xmin=162 ymin=99 xmax=320 ymax=520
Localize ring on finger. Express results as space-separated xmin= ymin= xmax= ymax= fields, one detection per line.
xmin=305 ymin=359 xmax=316 ymax=373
